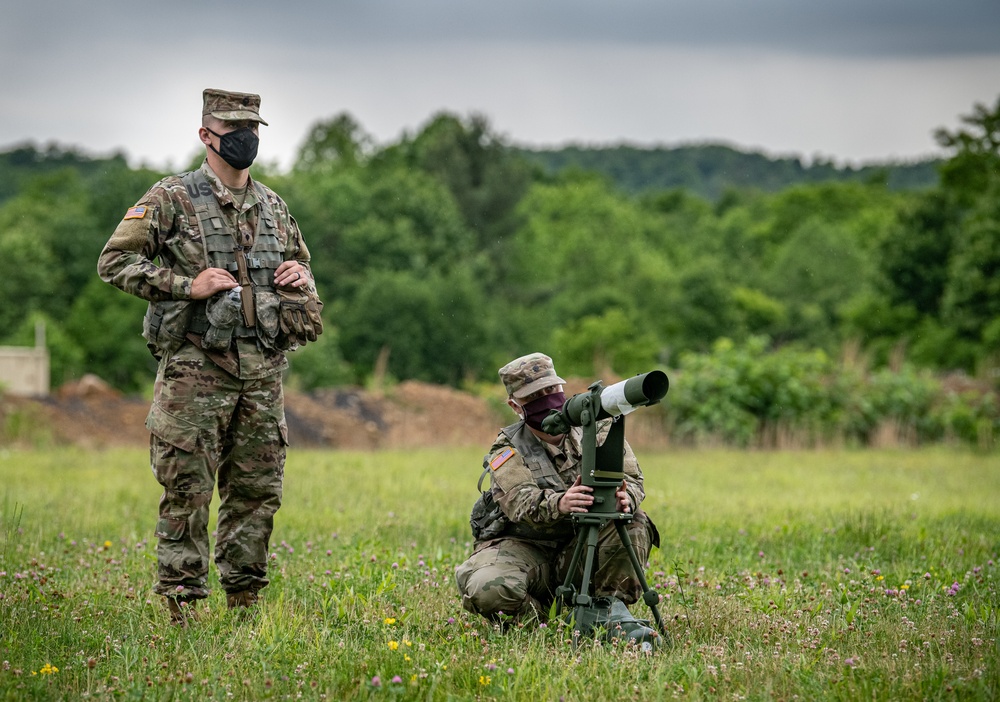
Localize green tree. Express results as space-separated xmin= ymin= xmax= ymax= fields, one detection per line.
xmin=934 ymin=96 xmax=1000 ymax=206
xmin=385 ymin=112 xmax=533 ymax=253
xmin=64 ymin=277 xmax=152 ymax=391
xmin=285 ymin=326 xmax=353 ymax=390
xmin=942 ymin=194 xmax=1000 ymax=343
xmin=876 ymin=191 xmax=957 ymax=317
xmin=763 ymin=218 xmax=871 ymax=349
xmin=551 ymin=308 xmax=660 ymax=378
xmin=294 ymin=113 xmax=373 ymax=172
xmin=0 ymin=218 xmax=62 ymax=334
xmin=337 ymin=268 xmax=493 ymax=386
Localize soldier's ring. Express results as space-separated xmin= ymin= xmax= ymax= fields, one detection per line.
xmin=295 ymin=272 xmax=301 ymax=281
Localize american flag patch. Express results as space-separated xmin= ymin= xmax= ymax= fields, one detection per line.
xmin=124 ymin=205 xmax=148 ymax=220
xmin=489 ymin=447 xmax=515 ymax=471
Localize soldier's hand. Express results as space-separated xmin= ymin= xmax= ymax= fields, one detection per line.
xmin=616 ymin=480 xmax=632 ymax=513
xmin=274 ymin=260 xmax=309 ymax=289
xmin=558 ymin=476 xmax=594 ymax=515
xmin=191 ymin=268 xmax=239 ymax=300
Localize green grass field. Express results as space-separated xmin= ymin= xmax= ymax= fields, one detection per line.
xmin=1 ymin=447 xmax=997 ymax=700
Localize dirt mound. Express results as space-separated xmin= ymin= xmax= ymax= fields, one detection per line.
xmin=1 ymin=379 xmax=506 ymax=450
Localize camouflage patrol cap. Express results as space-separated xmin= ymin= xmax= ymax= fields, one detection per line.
xmin=202 ymin=88 xmax=269 ymax=125
xmin=499 ymin=353 xmax=566 ymax=400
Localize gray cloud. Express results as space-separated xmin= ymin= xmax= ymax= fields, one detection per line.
xmin=1 ymin=1 xmax=998 ymax=168
xmin=6 ymin=1 xmax=999 ymax=56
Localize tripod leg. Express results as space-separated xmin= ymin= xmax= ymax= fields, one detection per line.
xmin=554 ymin=528 xmax=589 ymax=616
xmin=614 ymin=520 xmax=667 ymax=636
xmin=575 ymin=522 xmax=602 ymax=607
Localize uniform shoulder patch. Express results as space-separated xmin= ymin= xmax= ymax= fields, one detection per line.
xmin=124 ymin=205 xmax=148 ymax=220
xmin=489 ymin=447 xmax=516 ymax=471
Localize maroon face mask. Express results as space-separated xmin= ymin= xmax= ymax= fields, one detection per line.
xmin=521 ymin=391 xmax=566 ymax=431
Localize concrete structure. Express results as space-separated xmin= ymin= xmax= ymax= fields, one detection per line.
xmin=0 ymin=322 xmax=50 ymax=397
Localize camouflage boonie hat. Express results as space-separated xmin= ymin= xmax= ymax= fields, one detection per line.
xmin=499 ymin=353 xmax=566 ymax=399
xmin=202 ymin=88 xmax=269 ymax=125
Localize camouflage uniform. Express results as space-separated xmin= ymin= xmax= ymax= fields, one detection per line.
xmin=455 ymin=354 xmax=660 ymax=621
xmin=97 ymin=89 xmax=313 ymax=603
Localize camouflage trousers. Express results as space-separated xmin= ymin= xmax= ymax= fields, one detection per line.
xmin=455 ymin=510 xmax=658 ymax=621
xmin=147 ymin=344 xmax=287 ymax=600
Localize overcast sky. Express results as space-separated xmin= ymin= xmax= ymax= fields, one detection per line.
xmin=2 ymin=1 xmax=998 ymax=171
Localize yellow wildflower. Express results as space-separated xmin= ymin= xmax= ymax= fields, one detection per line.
xmin=479 ymin=675 xmax=491 ymax=686
xmin=388 ymin=641 xmax=399 ymax=651
xmin=384 ymin=617 xmax=396 ymax=625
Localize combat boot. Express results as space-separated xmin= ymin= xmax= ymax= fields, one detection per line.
xmin=606 ymin=598 xmax=664 ymax=652
xmin=226 ymin=589 xmax=259 ymax=613
xmin=166 ymin=596 xmax=199 ymax=627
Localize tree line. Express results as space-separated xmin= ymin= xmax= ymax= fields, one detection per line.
xmin=0 ymin=98 xmax=997 ymax=445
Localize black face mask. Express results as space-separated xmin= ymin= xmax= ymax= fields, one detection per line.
xmin=207 ymin=127 xmax=259 ymax=170
xmin=521 ymin=391 xmax=567 ymax=431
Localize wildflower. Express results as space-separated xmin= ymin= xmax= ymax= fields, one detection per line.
xmin=391 ymin=675 xmax=402 ymax=684
xmin=479 ymin=675 xmax=491 ymax=685
xmin=404 ymin=654 xmax=411 ymax=662
xmin=388 ymin=641 xmax=399 ymax=651
xmin=384 ymin=617 xmax=396 ymax=625
xmin=403 ymin=639 xmax=412 ymax=647
xmin=371 ymin=676 xmax=381 ymax=688
xmin=104 ymin=541 xmax=112 ymax=549
xmin=507 ymin=668 xmax=515 ymax=675
xmin=446 ymin=617 xmax=455 ymax=625
xmin=39 ymin=663 xmax=59 ymax=675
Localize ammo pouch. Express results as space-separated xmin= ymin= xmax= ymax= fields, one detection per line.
xmin=469 ymin=461 xmax=509 ymax=541
xmin=202 ymin=288 xmax=244 ymax=350
xmin=143 ymin=300 xmax=194 ymax=360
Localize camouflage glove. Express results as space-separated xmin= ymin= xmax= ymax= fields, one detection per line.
xmin=277 ymin=287 xmax=324 ymax=347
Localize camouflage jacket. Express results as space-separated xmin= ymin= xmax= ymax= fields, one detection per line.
xmin=97 ymin=161 xmax=314 ymax=379
xmin=484 ymin=419 xmax=645 ymax=541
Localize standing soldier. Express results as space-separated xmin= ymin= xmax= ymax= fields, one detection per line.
xmin=98 ymin=88 xmax=323 ymax=625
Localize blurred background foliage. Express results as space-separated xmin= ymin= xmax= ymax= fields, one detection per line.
xmin=1 ymin=98 xmax=997 ymax=446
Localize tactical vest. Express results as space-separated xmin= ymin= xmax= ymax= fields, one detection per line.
xmin=469 ymin=421 xmax=575 ymax=543
xmin=142 ymin=170 xmax=284 ymax=357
